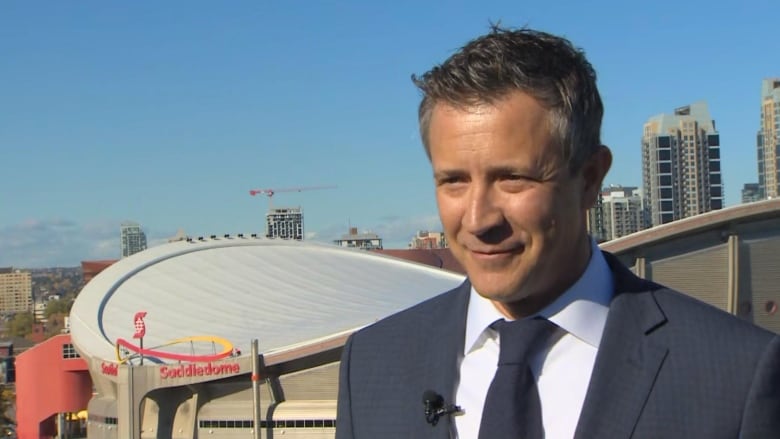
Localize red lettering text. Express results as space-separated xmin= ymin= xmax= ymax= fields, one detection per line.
xmin=159 ymin=362 xmax=240 ymax=379
xmin=101 ymin=362 xmax=119 ymax=376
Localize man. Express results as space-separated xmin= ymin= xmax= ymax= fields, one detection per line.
xmin=336 ymin=26 xmax=780 ymax=438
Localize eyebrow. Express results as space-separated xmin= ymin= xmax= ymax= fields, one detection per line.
xmin=485 ymin=165 xmax=533 ymax=176
xmin=433 ymin=169 xmax=468 ymax=180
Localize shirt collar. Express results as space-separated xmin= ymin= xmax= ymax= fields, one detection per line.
xmin=464 ymin=239 xmax=613 ymax=354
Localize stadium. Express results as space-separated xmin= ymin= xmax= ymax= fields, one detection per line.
xmin=68 ymin=238 xmax=464 ymax=438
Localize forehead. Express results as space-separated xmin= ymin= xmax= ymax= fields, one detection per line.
xmin=425 ymin=92 xmax=571 ymax=179
xmin=430 ymin=91 xmax=551 ymax=128
xmin=427 ymin=92 xmax=559 ymax=160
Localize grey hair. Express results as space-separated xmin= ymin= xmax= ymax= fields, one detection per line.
xmin=412 ymin=25 xmax=603 ymax=173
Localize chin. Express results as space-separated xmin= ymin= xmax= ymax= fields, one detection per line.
xmin=469 ymin=266 xmax=527 ymax=290
xmin=472 ymin=281 xmax=525 ymax=302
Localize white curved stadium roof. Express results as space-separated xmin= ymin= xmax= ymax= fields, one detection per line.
xmin=70 ymin=238 xmax=465 ymax=364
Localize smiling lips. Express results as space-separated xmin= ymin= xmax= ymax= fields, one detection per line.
xmin=468 ymin=245 xmax=524 ymax=259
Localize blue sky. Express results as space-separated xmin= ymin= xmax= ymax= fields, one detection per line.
xmin=1 ymin=0 xmax=777 ymax=268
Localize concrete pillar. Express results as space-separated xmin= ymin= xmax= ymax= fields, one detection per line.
xmin=634 ymin=257 xmax=647 ymax=279
xmin=117 ymin=364 xmax=148 ymax=439
xmin=727 ymin=234 xmax=740 ymax=315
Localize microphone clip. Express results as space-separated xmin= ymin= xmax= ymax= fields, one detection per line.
xmin=423 ymin=390 xmax=463 ymax=426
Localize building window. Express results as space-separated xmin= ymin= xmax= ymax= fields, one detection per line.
xmin=88 ymin=414 xmax=118 ymax=425
xmin=62 ymin=343 xmax=81 ymax=359
xmin=709 ymin=161 xmax=721 ymax=172
xmin=710 ymin=187 xmax=722 ymax=198
xmin=711 ymin=199 xmax=722 ymax=209
xmin=199 ymin=419 xmax=337 ymax=429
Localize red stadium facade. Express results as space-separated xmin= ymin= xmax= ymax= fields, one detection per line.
xmin=15 ymin=334 xmax=92 ymax=438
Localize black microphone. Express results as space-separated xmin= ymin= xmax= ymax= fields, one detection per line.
xmin=422 ymin=390 xmax=462 ymax=426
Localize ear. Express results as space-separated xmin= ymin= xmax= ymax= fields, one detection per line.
xmin=580 ymin=145 xmax=612 ymax=208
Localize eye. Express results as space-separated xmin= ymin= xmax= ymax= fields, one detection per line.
xmin=500 ymin=173 xmax=537 ymax=184
xmin=504 ymin=174 xmax=528 ymax=181
xmin=497 ymin=174 xmax=537 ymax=192
xmin=434 ymin=173 xmax=468 ymax=187
xmin=440 ymin=176 xmax=464 ymax=185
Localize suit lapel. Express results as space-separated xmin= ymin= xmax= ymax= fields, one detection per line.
xmin=414 ymin=280 xmax=471 ymax=439
xmin=574 ymin=254 xmax=669 ymax=439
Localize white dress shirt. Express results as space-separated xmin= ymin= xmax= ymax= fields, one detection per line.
xmin=453 ymin=240 xmax=613 ymax=439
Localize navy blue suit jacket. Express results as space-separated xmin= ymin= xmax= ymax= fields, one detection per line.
xmin=336 ymin=252 xmax=780 ymax=438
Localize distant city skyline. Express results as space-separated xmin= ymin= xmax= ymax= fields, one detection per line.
xmin=2 ymin=0 xmax=778 ymax=267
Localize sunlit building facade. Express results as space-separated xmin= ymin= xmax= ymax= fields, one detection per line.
xmin=409 ymin=231 xmax=447 ymax=249
xmin=0 ymin=267 xmax=33 ymax=314
xmin=601 ymin=186 xmax=646 ymax=241
xmin=758 ymin=78 xmax=780 ymax=200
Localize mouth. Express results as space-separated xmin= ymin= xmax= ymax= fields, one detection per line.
xmin=468 ymin=245 xmax=523 ymax=258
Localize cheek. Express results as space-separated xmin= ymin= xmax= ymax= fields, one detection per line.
xmin=435 ymin=194 xmax=460 ymax=228
xmin=545 ymin=197 xmax=583 ymax=237
xmin=505 ymin=192 xmax=557 ymax=229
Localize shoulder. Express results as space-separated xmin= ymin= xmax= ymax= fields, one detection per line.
xmin=612 ymin=275 xmax=775 ymax=355
xmin=339 ymin=281 xmax=469 ymax=386
xmin=653 ymin=286 xmax=775 ymax=342
xmin=604 ymin=250 xmax=775 ymax=348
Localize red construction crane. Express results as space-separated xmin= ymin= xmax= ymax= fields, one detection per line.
xmin=249 ymin=185 xmax=336 ymax=208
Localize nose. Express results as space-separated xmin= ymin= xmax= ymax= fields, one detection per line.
xmin=462 ymin=183 xmax=504 ymax=237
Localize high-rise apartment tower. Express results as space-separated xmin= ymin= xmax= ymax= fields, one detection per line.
xmin=758 ymin=78 xmax=780 ymax=199
xmin=586 ymin=193 xmax=606 ymax=242
xmin=587 ymin=186 xmax=647 ymax=242
xmin=642 ymin=102 xmax=723 ymax=226
xmin=266 ymin=207 xmax=303 ymax=240
xmin=601 ymin=186 xmax=646 ymax=241
xmin=120 ymin=221 xmax=148 ymax=258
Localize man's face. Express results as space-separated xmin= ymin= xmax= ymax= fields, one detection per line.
xmin=428 ymin=91 xmax=597 ymax=317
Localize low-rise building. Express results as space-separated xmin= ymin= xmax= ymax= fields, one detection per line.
xmin=333 ymin=227 xmax=382 ymax=250
xmin=409 ymin=231 xmax=447 ymax=249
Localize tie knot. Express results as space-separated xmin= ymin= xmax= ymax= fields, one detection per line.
xmin=493 ymin=318 xmax=556 ymax=365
